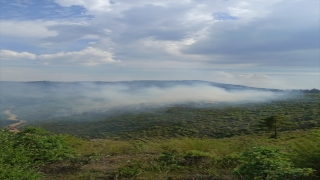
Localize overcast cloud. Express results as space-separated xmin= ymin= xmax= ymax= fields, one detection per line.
xmin=0 ymin=0 xmax=319 ymax=89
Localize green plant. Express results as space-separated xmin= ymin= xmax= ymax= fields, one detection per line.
xmin=112 ymin=165 xmax=142 ymax=179
xmin=181 ymin=150 xmax=213 ymax=166
xmin=14 ymin=127 xmax=75 ymax=164
xmin=157 ymin=150 xmax=182 ymax=168
xmin=215 ymin=153 xmax=240 ymax=170
xmin=0 ymin=164 xmax=41 ymax=180
xmin=292 ymin=129 xmax=320 ymax=176
xmin=233 ymin=146 xmax=313 ymax=180
xmin=0 ymin=127 xmax=77 ymax=179
xmin=0 ymin=129 xmax=42 ymax=179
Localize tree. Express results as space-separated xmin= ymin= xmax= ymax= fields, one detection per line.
xmin=257 ymin=115 xmax=290 ymax=139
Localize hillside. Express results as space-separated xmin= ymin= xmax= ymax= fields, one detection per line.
xmin=31 ymin=93 xmax=320 ymax=139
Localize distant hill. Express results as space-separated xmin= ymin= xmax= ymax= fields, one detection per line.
xmin=0 ymin=80 xmax=284 ymax=91
xmin=0 ymin=80 xmax=314 ymax=123
xmin=0 ymin=80 xmax=319 ymax=139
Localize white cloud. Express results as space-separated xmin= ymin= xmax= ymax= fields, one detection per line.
xmin=1 ymin=47 xmax=120 ymax=66
xmin=0 ymin=20 xmax=58 ymax=38
xmin=38 ymin=47 xmax=120 ymax=66
xmin=228 ymin=7 xmax=252 ymax=17
xmin=55 ymin=0 xmax=112 ymax=12
xmin=0 ymin=50 xmax=36 ymax=60
xmin=54 ymin=0 xmax=192 ymax=14
xmin=1 ymin=0 xmax=319 ymax=89
xmin=184 ymin=0 xmax=319 ymax=67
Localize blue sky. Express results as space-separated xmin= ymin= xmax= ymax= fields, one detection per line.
xmin=0 ymin=0 xmax=319 ymax=89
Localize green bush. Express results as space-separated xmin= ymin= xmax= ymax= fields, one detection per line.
xmin=215 ymin=153 xmax=239 ymax=170
xmin=157 ymin=150 xmax=182 ymax=169
xmin=0 ymin=164 xmax=40 ymax=180
xmin=292 ymin=130 xmax=320 ymax=176
xmin=0 ymin=129 xmax=41 ymax=179
xmin=181 ymin=150 xmax=213 ymax=166
xmin=233 ymin=146 xmax=313 ymax=180
xmin=0 ymin=127 xmax=76 ymax=179
xmin=112 ymin=165 xmax=142 ymax=178
xmin=14 ymin=127 xmax=75 ymax=164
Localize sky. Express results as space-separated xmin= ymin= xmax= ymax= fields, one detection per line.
xmin=0 ymin=0 xmax=319 ymax=89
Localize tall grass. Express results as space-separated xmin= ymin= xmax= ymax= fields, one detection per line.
xmin=43 ymin=129 xmax=320 ymax=180
xmin=291 ymin=129 xmax=320 ymax=176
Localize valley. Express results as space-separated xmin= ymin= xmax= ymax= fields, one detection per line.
xmin=0 ymin=81 xmax=319 ymax=179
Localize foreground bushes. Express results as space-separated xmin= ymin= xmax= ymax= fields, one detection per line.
xmin=110 ymin=146 xmax=315 ymax=179
xmin=0 ymin=127 xmax=75 ymax=179
xmin=234 ymin=146 xmax=313 ymax=180
xmin=292 ymin=130 xmax=320 ymax=176
xmin=1 ymin=127 xmax=319 ymax=179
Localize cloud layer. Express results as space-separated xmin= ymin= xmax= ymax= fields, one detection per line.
xmin=0 ymin=50 xmax=36 ymax=60
xmin=0 ymin=0 xmax=319 ymax=89
xmin=1 ymin=47 xmax=119 ymax=66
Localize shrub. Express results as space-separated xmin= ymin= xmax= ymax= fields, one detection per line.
xmin=233 ymin=146 xmax=313 ymax=180
xmin=13 ymin=127 xmax=75 ymax=164
xmin=0 ymin=129 xmax=42 ymax=179
xmin=181 ymin=150 xmax=213 ymax=166
xmin=214 ymin=153 xmax=239 ymax=170
xmin=157 ymin=150 xmax=182 ymax=168
xmin=292 ymin=130 xmax=320 ymax=176
xmin=112 ymin=165 xmax=142 ymax=178
xmin=0 ymin=164 xmax=40 ymax=180
xmin=0 ymin=127 xmax=76 ymax=179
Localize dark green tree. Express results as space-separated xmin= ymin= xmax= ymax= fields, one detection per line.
xmin=257 ymin=115 xmax=290 ymax=139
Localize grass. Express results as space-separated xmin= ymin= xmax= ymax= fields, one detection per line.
xmin=1 ymin=126 xmax=318 ymax=179
xmin=38 ymin=128 xmax=318 ymax=180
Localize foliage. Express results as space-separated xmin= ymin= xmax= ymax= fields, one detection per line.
xmin=2 ymin=126 xmax=319 ymax=180
xmin=234 ymin=146 xmax=313 ymax=180
xmin=0 ymin=129 xmax=41 ymax=179
xmin=112 ymin=165 xmax=142 ymax=179
xmin=291 ymin=129 xmax=320 ymax=176
xmin=155 ymin=149 xmax=216 ymax=174
xmin=157 ymin=150 xmax=183 ymax=169
xmin=0 ymin=164 xmax=40 ymax=180
xmin=14 ymin=127 xmax=75 ymax=164
xmin=32 ymin=93 xmax=320 ymax=139
xmin=215 ymin=153 xmax=240 ymax=170
xmin=0 ymin=127 xmax=76 ymax=180
xmin=181 ymin=150 xmax=213 ymax=166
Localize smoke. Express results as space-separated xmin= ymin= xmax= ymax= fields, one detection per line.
xmin=0 ymin=81 xmax=293 ymax=120
xmin=82 ymin=84 xmax=281 ymax=109
xmin=50 ymin=81 xmax=290 ymax=113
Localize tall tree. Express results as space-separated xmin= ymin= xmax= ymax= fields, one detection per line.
xmin=257 ymin=115 xmax=290 ymax=139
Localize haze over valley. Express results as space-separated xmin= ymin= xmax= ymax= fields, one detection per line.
xmin=1 ymin=80 xmax=313 ymax=139
xmin=0 ymin=80 xmax=292 ymax=124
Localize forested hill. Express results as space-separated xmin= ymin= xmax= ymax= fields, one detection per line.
xmin=32 ymin=93 xmax=320 ymax=139
xmin=1 ymin=80 xmax=319 ymax=139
